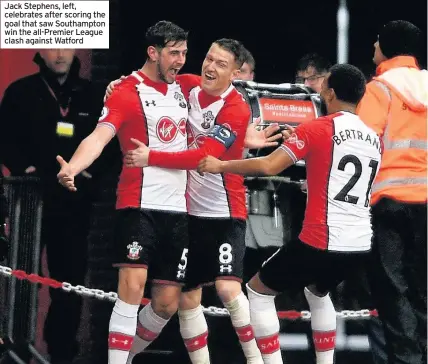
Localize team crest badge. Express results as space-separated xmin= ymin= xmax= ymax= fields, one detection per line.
xmin=201 ymin=111 xmax=214 ymax=129
xmin=127 ymin=241 xmax=143 ymax=260
xmin=174 ymin=92 xmax=187 ymax=108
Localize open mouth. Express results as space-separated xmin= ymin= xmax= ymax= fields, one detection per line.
xmin=169 ymin=68 xmax=180 ymax=76
xmin=204 ymin=73 xmax=216 ymax=81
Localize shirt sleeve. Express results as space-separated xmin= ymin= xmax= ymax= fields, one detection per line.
xmin=356 ymin=81 xmax=389 ymax=136
xmin=279 ymin=123 xmax=312 ymax=162
xmin=148 ymin=102 xmax=250 ymax=170
xmin=215 ymin=102 xmax=250 ymax=144
xmin=176 ymin=74 xmax=201 ymax=98
xmin=97 ymin=86 xmax=133 ymax=134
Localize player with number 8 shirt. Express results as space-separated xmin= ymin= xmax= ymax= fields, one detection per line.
xmin=198 ymin=63 xmax=382 ymax=364
xmin=121 ymin=38 xmax=265 ymax=364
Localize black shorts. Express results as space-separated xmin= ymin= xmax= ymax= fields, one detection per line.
xmin=259 ymin=238 xmax=369 ymax=294
xmin=113 ymin=208 xmax=189 ymax=285
xmin=184 ymin=216 xmax=246 ymax=290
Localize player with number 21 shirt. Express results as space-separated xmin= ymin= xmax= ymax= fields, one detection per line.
xmin=197 ymin=64 xmax=382 ymax=364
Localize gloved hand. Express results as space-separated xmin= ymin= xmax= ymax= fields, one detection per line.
xmin=0 ymin=224 xmax=9 ymax=262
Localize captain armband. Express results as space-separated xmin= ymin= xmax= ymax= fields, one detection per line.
xmin=207 ymin=125 xmax=236 ymax=149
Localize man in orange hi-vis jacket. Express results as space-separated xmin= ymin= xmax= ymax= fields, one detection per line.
xmin=357 ymin=20 xmax=427 ymax=364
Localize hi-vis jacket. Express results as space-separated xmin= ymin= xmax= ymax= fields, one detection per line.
xmin=357 ymin=56 xmax=428 ymax=205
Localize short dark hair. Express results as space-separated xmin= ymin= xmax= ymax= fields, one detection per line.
xmin=242 ymin=48 xmax=256 ymax=72
xmin=145 ymin=20 xmax=188 ymax=49
xmin=297 ymin=53 xmax=332 ymax=74
xmin=327 ymin=64 xmax=367 ymax=104
xmin=213 ymin=38 xmax=247 ymax=69
xmin=379 ymin=20 xmax=422 ymax=59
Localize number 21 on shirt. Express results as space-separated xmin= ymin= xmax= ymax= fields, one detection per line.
xmin=334 ymin=154 xmax=379 ymax=207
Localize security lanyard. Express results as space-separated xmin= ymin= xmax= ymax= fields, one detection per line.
xmin=42 ymin=77 xmax=71 ymax=118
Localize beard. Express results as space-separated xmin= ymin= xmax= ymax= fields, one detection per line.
xmin=156 ymin=61 xmax=173 ymax=84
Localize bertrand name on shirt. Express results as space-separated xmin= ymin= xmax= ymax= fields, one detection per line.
xmin=332 ymin=129 xmax=382 ymax=153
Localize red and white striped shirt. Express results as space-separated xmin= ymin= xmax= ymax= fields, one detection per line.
xmin=280 ymin=111 xmax=382 ymax=252
xmin=149 ymin=75 xmax=250 ymax=219
xmin=97 ymin=71 xmax=195 ymax=212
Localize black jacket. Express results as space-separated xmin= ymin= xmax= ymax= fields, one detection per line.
xmin=0 ymin=165 xmax=6 ymax=226
xmin=0 ymin=53 xmax=116 ymax=201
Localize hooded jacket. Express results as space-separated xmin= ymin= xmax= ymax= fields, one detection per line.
xmin=357 ymin=56 xmax=427 ymax=204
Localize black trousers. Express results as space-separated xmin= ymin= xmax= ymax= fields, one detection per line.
xmin=41 ymin=196 xmax=91 ymax=362
xmin=340 ymin=256 xmax=388 ymax=364
xmin=369 ymin=198 xmax=427 ymax=364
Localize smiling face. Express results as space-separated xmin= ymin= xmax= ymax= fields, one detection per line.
xmin=148 ymin=40 xmax=188 ymax=84
xmin=201 ymin=43 xmax=240 ymax=96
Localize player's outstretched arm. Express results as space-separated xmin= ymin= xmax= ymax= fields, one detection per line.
xmin=125 ymin=124 xmax=236 ymax=170
xmin=198 ymin=147 xmax=295 ymax=176
xmin=69 ymin=125 xmax=114 ymax=174
xmin=57 ymin=125 xmax=114 ymax=191
xmin=148 ymin=136 xmax=227 ymax=170
xmin=124 ymin=136 xmax=227 ymax=170
xmin=148 ymin=104 xmax=250 ymax=170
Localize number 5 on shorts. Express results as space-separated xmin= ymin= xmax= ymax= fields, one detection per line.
xmin=219 ymin=243 xmax=233 ymax=273
xmin=177 ymin=248 xmax=188 ymax=279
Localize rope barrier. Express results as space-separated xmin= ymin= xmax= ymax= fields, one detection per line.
xmin=0 ymin=264 xmax=378 ymax=321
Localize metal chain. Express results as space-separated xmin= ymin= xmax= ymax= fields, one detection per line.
xmin=337 ymin=309 xmax=372 ymax=319
xmin=0 ymin=264 xmax=376 ymax=320
xmin=0 ymin=265 xmax=12 ymax=276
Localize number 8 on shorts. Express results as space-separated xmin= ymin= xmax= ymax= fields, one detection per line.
xmin=219 ymin=243 xmax=233 ymax=273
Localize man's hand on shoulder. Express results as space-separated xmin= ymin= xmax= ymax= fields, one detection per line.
xmin=104 ymin=75 xmax=126 ymax=102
